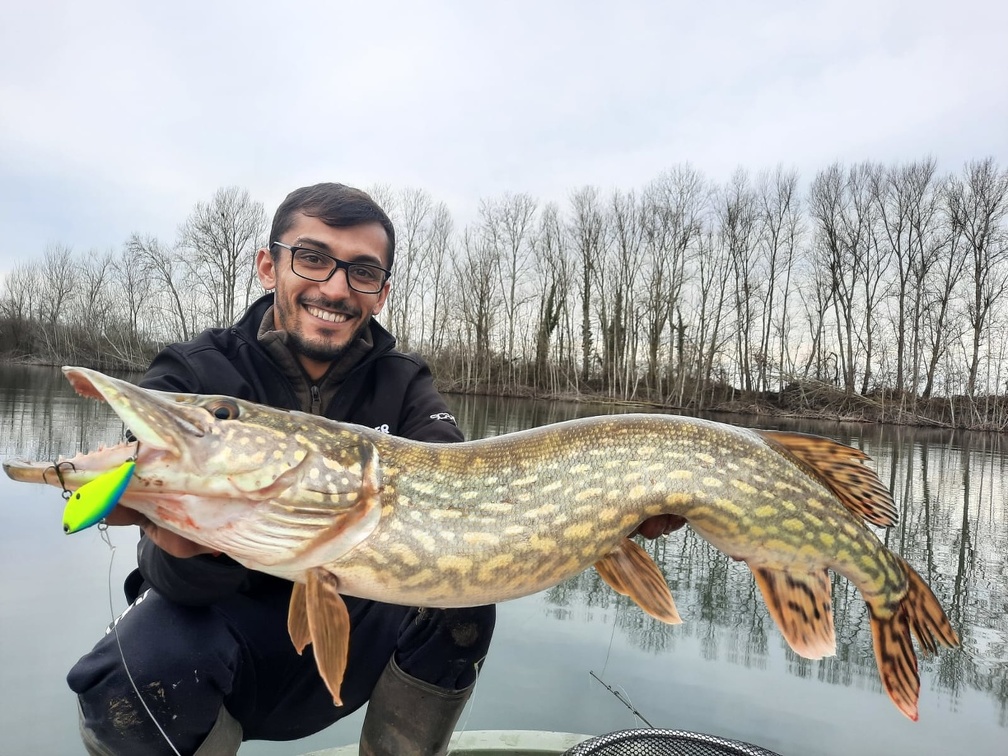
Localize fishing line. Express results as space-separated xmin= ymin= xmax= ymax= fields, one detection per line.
xmin=446 ymin=654 xmax=487 ymax=755
xmin=101 ymin=525 xmax=182 ymax=756
xmin=591 ymin=599 xmax=656 ymax=728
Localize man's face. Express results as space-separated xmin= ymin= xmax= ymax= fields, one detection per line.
xmin=255 ymin=212 xmax=391 ymax=379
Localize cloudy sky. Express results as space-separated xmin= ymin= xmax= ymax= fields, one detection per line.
xmin=1 ymin=0 xmax=1005 ymax=277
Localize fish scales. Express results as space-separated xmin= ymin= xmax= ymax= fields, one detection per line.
xmin=2 ymin=367 xmax=959 ymax=720
xmin=332 ymin=416 xmax=905 ymax=608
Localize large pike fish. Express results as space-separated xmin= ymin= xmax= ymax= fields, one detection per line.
xmin=4 ymin=368 xmax=958 ymax=720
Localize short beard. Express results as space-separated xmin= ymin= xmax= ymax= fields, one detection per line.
xmin=287 ymin=317 xmax=370 ymax=365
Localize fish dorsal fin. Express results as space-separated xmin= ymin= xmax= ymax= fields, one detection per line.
xmin=287 ymin=581 xmax=311 ymax=654
xmin=756 ymin=430 xmax=898 ymax=528
xmin=751 ymin=565 xmax=836 ymax=659
xmin=305 ymin=567 xmax=351 ymax=706
xmin=594 ymin=538 xmax=682 ymax=624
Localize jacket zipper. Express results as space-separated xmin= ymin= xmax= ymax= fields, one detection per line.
xmin=310 ymin=384 xmax=321 ymax=415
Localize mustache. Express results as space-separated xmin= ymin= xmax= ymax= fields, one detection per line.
xmin=299 ymin=297 xmax=361 ymax=318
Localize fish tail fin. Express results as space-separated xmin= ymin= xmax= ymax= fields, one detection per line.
xmin=869 ymin=556 xmax=959 ymax=721
xmin=898 ymin=555 xmax=960 ymax=653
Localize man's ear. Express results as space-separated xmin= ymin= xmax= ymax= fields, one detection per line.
xmin=255 ymin=247 xmax=276 ymax=290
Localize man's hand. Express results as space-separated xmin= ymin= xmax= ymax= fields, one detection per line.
xmin=104 ymin=506 xmax=218 ymax=558
xmin=633 ymin=514 xmax=687 ymax=539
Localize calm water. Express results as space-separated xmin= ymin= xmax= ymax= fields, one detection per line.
xmin=0 ymin=364 xmax=1004 ymax=755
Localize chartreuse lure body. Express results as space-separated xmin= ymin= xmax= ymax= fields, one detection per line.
xmin=62 ymin=459 xmax=135 ymax=534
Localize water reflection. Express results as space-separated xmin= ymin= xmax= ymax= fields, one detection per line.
xmin=0 ymin=369 xmax=1005 ymax=754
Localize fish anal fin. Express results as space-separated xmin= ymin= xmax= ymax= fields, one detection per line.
xmin=306 ymin=567 xmax=351 ymax=707
xmin=594 ymin=538 xmax=681 ymax=624
xmin=287 ymin=580 xmax=310 ymax=655
xmin=752 ymin=566 xmax=836 ymax=659
xmin=756 ymin=429 xmax=898 ymax=528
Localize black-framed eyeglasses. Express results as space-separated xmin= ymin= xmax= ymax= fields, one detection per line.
xmin=271 ymin=242 xmax=390 ymax=294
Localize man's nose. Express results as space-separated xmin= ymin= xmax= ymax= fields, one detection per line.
xmin=319 ymin=266 xmax=352 ymax=296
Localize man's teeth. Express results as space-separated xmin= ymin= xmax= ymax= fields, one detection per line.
xmin=306 ymin=306 xmax=350 ymax=323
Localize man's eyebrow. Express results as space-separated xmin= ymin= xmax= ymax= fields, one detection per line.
xmin=294 ymin=236 xmax=385 ymax=267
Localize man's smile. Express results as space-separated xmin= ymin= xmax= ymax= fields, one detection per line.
xmin=305 ymin=304 xmax=355 ymax=324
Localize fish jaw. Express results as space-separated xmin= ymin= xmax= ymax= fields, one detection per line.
xmin=6 ymin=367 xmax=385 ymax=573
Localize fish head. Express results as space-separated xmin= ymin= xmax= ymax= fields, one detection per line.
xmin=5 ymin=367 xmax=384 ymax=572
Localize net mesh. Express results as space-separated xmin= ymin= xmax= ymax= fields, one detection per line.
xmin=563 ymin=729 xmax=783 ymax=756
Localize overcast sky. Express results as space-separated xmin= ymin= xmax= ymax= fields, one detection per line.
xmin=1 ymin=0 xmax=1005 ymax=278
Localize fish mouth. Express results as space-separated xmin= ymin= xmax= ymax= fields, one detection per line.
xmin=63 ymin=366 xmax=211 ymax=461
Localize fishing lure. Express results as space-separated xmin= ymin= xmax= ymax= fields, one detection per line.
xmin=62 ymin=459 xmax=136 ymax=534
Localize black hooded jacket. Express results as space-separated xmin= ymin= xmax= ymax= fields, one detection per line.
xmin=130 ymin=293 xmax=463 ymax=605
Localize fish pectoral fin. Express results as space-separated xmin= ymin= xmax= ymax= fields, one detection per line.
xmin=594 ymin=538 xmax=681 ymax=624
xmin=287 ymin=581 xmax=311 ymax=654
xmin=752 ymin=565 xmax=836 ymax=659
xmin=306 ymin=567 xmax=351 ymax=707
xmin=756 ymin=429 xmax=898 ymax=528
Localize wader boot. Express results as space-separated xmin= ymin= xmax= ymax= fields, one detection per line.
xmin=359 ymin=657 xmax=473 ymax=756
xmin=78 ymin=700 xmax=243 ymax=756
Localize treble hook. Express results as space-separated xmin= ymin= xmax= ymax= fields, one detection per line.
xmin=43 ymin=461 xmax=77 ymax=501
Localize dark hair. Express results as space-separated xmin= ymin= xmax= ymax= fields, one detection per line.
xmin=269 ymin=183 xmax=396 ymax=271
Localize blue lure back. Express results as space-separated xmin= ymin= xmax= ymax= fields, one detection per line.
xmin=62 ymin=459 xmax=136 ymax=534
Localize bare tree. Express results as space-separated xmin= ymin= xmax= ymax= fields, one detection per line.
xmin=568 ymin=187 xmax=607 ymax=385
xmin=946 ymin=158 xmax=1008 ymax=396
xmin=480 ymin=193 xmax=537 ymax=389
xmin=178 ymin=186 xmax=267 ymax=329
xmin=531 ymin=203 xmax=569 ymax=389
xmin=127 ymin=233 xmax=192 ymax=341
xmin=641 ymin=166 xmax=706 ymax=399
xmin=756 ymin=165 xmax=802 ymax=392
xmin=718 ymin=169 xmax=760 ymax=392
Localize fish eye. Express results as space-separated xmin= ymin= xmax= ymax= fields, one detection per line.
xmin=207 ymin=399 xmax=239 ymax=420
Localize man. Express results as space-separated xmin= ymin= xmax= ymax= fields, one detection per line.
xmin=67 ymin=182 xmax=684 ymax=755
xmin=68 ymin=183 xmax=495 ymax=755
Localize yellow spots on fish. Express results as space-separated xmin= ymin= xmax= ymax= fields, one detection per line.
xmin=620 ymin=484 xmax=644 ymax=501
xmin=511 ymin=474 xmax=539 ymax=487
xmin=524 ymin=502 xmax=558 ymax=519
xmin=309 ymin=468 xmax=319 ymax=480
xmin=480 ymin=502 xmax=514 ymax=515
xmin=636 ymin=445 xmax=656 ymax=457
xmin=781 ymin=518 xmax=805 ymax=533
xmin=529 ymin=534 xmax=557 ymax=552
xmin=345 ymin=491 xmax=358 ymax=503
xmin=439 ymin=530 xmax=456 ymax=542
xmin=575 ymin=487 xmax=602 ymax=502
xmin=413 ymin=531 xmax=437 ymax=551
xmin=293 ymin=449 xmax=307 ymax=463
xmin=563 ymin=522 xmax=595 ymax=541
xmin=753 ymin=505 xmax=776 ymax=518
xmin=478 ymin=553 xmax=514 ymax=582
xmin=541 ymin=481 xmax=563 ymax=494
xmin=460 ymin=490 xmax=480 ymax=500
xmin=503 ymin=525 xmax=525 ymax=537
xmin=702 ymin=476 xmax=723 ymax=489
xmin=714 ymin=498 xmax=745 ymax=517
xmin=463 ymin=532 xmax=500 ymax=547
xmin=731 ymin=480 xmax=758 ymax=495
xmin=569 ymin=464 xmax=591 ymax=475
xmin=402 ymin=568 xmax=434 ymax=587
xmin=388 ymin=543 xmax=419 ymax=567
xmin=695 ymin=452 xmax=715 ymax=465
xmin=619 ymin=512 xmax=639 ymax=530
xmin=819 ymin=532 xmax=836 ymax=549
